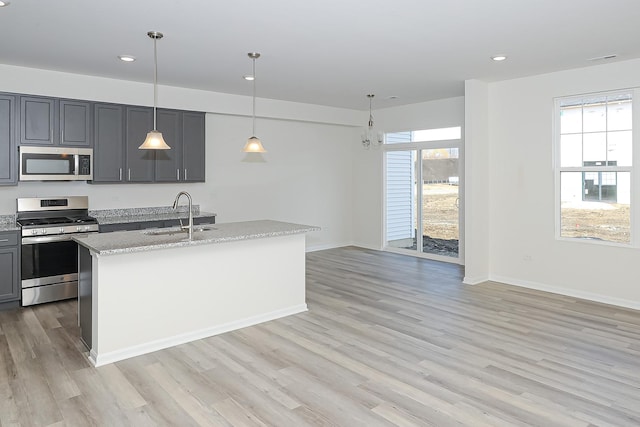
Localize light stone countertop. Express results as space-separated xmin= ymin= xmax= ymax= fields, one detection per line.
xmin=73 ymin=220 xmax=320 ymax=255
xmin=0 ymin=215 xmax=19 ymax=232
xmin=90 ymin=206 xmax=216 ymax=225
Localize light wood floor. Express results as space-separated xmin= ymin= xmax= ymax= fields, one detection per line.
xmin=1 ymin=246 xmax=639 ymax=426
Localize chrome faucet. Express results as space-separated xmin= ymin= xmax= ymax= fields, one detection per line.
xmin=172 ymin=191 xmax=193 ymax=240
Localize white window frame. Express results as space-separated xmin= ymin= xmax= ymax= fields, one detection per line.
xmin=382 ymin=128 xmax=465 ymax=264
xmin=553 ymin=88 xmax=639 ymax=247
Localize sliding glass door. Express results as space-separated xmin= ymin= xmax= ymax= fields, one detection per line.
xmin=384 ymin=128 xmax=462 ymax=261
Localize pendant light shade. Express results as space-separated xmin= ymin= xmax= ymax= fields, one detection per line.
xmin=243 ymin=52 xmax=266 ymax=153
xmin=243 ymin=136 xmax=266 ymax=153
xmin=139 ymin=31 xmax=170 ymax=150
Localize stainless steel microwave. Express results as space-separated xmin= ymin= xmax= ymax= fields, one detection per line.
xmin=19 ymin=146 xmax=93 ymax=181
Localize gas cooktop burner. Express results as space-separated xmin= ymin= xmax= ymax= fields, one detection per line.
xmin=17 ymin=216 xmax=98 ymax=227
xmin=16 ymin=196 xmax=100 ymax=237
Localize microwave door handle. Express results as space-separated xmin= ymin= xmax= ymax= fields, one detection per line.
xmin=74 ymin=154 xmax=79 ymax=176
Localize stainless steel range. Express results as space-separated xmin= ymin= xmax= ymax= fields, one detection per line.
xmin=16 ymin=196 xmax=99 ymax=306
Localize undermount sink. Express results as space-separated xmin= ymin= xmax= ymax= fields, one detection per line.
xmin=142 ymin=226 xmax=216 ymax=236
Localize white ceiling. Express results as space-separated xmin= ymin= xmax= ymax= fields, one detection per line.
xmin=1 ymin=0 xmax=640 ymax=110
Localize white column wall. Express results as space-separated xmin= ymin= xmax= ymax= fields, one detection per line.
xmin=464 ymin=80 xmax=490 ymax=283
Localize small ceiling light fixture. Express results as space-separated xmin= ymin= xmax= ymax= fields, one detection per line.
xmin=118 ymin=55 xmax=136 ymax=62
xmin=362 ymin=94 xmax=383 ymax=148
xmin=243 ymin=75 xmax=255 ymax=81
xmin=243 ymin=52 xmax=267 ymax=153
xmin=491 ymin=55 xmax=508 ymax=61
xmin=0 ymin=1 xmax=10 ymax=7
xmin=139 ymin=31 xmax=170 ymax=150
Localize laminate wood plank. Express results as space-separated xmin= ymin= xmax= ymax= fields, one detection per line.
xmin=212 ymin=397 xmax=267 ymax=427
xmin=14 ymin=354 xmax=64 ymax=426
xmin=145 ymin=362 xmax=225 ymax=427
xmin=96 ymin=363 xmax=147 ymax=410
xmin=201 ymin=365 xmax=312 ymax=427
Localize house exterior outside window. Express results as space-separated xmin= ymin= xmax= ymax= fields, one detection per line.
xmin=555 ymin=91 xmax=633 ymax=244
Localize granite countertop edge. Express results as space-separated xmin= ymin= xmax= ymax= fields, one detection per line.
xmin=73 ymin=220 xmax=320 ymax=256
xmin=91 ymin=207 xmax=217 ymax=225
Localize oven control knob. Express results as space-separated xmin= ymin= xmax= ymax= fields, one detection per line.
xmin=31 ymin=229 xmax=38 ymax=235
xmin=59 ymin=227 xmax=65 ymax=234
xmin=76 ymin=226 xmax=82 ymax=232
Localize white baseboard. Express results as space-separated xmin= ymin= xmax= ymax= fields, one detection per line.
xmin=90 ymin=304 xmax=308 ymax=367
xmin=306 ymin=241 xmax=353 ymax=252
xmin=463 ymin=276 xmax=489 ymax=285
xmin=350 ymin=243 xmax=383 ymax=251
xmin=490 ymin=275 xmax=640 ymax=311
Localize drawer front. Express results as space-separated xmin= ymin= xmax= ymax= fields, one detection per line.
xmin=0 ymin=231 xmax=18 ymax=247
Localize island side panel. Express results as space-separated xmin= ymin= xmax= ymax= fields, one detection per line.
xmin=92 ymin=233 xmax=307 ymax=365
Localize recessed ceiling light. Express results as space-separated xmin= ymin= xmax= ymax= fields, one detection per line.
xmin=118 ymin=55 xmax=136 ymax=62
xmin=243 ymin=75 xmax=255 ymax=81
xmin=387 ymin=95 xmax=399 ymax=100
xmin=491 ymin=55 xmax=507 ymax=61
xmin=0 ymin=1 xmax=11 ymax=7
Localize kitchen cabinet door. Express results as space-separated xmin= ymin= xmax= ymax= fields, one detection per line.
xmin=154 ymin=109 xmax=182 ymax=182
xmin=59 ymin=100 xmax=92 ymax=147
xmin=19 ymin=96 xmax=55 ymax=145
xmin=0 ymin=94 xmax=17 ymax=185
xmin=0 ymin=231 xmax=19 ymax=303
xmin=125 ymin=106 xmax=155 ymax=182
xmin=93 ymin=104 xmax=125 ymax=182
xmin=182 ymin=112 xmax=205 ymax=182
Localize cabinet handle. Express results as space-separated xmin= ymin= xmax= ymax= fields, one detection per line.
xmin=0 ymin=239 xmax=8 ymax=243
xmin=61 ymin=129 xmax=64 ymax=143
xmin=128 ymin=169 xmax=131 ymax=181
xmin=177 ymin=169 xmax=180 ymax=180
xmin=184 ymin=169 xmax=188 ymax=181
xmin=119 ymin=168 xmax=123 ymax=181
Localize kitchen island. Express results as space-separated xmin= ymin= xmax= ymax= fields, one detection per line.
xmin=74 ymin=220 xmax=319 ymax=367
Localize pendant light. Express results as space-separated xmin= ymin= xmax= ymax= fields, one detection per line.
xmin=361 ymin=94 xmax=383 ymax=149
xmin=139 ymin=31 xmax=170 ymax=150
xmin=243 ymin=52 xmax=267 ymax=153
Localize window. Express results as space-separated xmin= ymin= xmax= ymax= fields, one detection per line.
xmin=385 ymin=126 xmax=461 ymax=144
xmin=555 ymin=91 xmax=632 ymax=244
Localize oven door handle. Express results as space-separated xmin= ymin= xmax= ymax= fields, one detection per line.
xmin=22 ymin=234 xmax=91 ymax=244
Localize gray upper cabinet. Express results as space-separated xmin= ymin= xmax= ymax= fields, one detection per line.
xmin=125 ymin=106 xmax=155 ymax=182
xmin=0 ymin=94 xmax=17 ymax=185
xmin=93 ymin=103 xmax=125 ymax=182
xmin=59 ymin=100 xmax=92 ymax=146
xmin=19 ymin=96 xmax=91 ymax=147
xmin=154 ymin=109 xmax=182 ymax=182
xmin=182 ymin=112 xmax=206 ymax=182
xmin=154 ymin=109 xmax=205 ymax=183
xmin=19 ymin=96 xmax=55 ymax=145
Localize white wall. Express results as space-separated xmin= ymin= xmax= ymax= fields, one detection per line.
xmin=351 ymin=97 xmax=465 ymax=249
xmin=464 ymin=80 xmax=490 ymax=284
xmin=486 ymin=58 xmax=640 ymax=309
xmin=0 ymin=64 xmax=361 ymax=250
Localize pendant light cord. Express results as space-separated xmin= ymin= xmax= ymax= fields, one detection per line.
xmin=153 ymin=36 xmax=158 ymax=130
xmin=252 ymin=57 xmax=256 ymax=135
xmin=368 ymin=95 xmax=374 ymax=128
